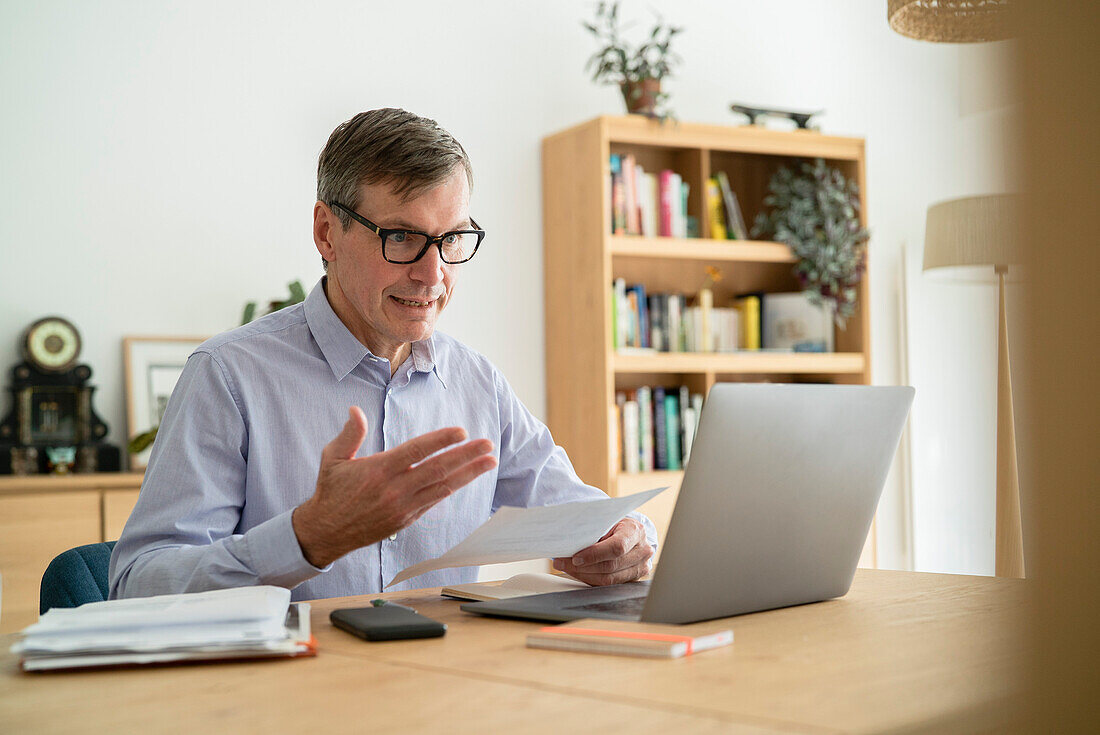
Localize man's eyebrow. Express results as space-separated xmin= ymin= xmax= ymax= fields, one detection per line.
xmin=382 ymin=218 xmax=472 ymax=231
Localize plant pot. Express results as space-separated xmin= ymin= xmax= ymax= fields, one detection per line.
xmin=620 ymin=78 xmax=661 ymax=116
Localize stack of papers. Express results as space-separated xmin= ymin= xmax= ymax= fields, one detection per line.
xmin=11 ymin=585 xmax=314 ymax=672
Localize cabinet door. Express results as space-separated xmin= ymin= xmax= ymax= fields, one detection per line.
xmin=103 ymin=489 xmax=141 ymax=541
xmin=0 ymin=492 xmax=101 ymax=634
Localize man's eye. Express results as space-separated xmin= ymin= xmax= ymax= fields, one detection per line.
xmin=442 ymin=233 xmax=459 ymax=245
xmin=390 ymin=232 xmax=408 ymax=243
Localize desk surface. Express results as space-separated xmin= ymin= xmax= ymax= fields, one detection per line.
xmin=0 ymin=569 xmax=1025 ymax=734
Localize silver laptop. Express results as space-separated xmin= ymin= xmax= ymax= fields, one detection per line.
xmin=461 ymin=383 xmax=914 ymax=624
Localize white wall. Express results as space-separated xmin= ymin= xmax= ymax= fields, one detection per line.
xmin=0 ymin=0 xmax=1014 ymax=575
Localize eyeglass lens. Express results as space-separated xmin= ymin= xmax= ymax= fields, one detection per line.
xmin=385 ymin=231 xmax=479 ymax=263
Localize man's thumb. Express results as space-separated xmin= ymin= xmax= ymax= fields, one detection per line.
xmin=327 ymin=406 xmax=368 ymax=461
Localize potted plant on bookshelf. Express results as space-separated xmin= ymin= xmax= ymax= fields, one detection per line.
xmin=751 ymin=159 xmax=870 ymax=326
xmin=582 ymin=1 xmax=682 ymax=120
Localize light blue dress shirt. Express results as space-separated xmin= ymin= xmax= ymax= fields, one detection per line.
xmin=109 ymin=279 xmax=656 ymax=601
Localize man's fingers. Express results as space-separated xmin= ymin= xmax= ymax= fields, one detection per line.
xmin=554 ymin=557 xmax=652 ymax=587
xmin=571 ymin=519 xmax=646 ymax=566
xmin=383 ymin=427 xmax=470 ymax=471
xmin=413 ymin=454 xmax=498 ymax=508
xmin=325 ymin=406 xmax=369 ymax=461
xmin=402 ymin=438 xmax=494 ymax=489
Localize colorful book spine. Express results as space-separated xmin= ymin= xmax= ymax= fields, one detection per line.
xmin=610 ymin=155 xmax=625 ymax=235
xmin=705 ymin=178 xmax=727 ymax=240
xmin=668 ymin=294 xmax=683 ymax=352
xmin=658 ymin=170 xmax=675 ymax=237
xmin=636 ymin=386 xmax=654 ymax=472
xmin=715 ymin=171 xmax=746 ymax=239
xmin=642 ymin=172 xmax=659 ymax=237
xmin=735 ymin=294 xmax=761 ymax=350
xmin=679 ymin=180 xmax=690 ymax=238
xmin=678 ymin=384 xmax=691 ymax=457
xmin=622 ymin=154 xmax=639 ymax=235
xmin=699 ymin=288 xmax=713 ymax=353
xmin=613 ymin=278 xmax=628 ymax=349
xmin=653 ymin=387 xmax=668 ymax=470
xmin=621 ymin=396 xmax=640 ymax=473
xmin=632 ymin=284 xmax=650 ymax=348
xmin=648 ymin=293 xmax=666 ymax=352
xmin=664 ymin=393 xmax=682 ymax=470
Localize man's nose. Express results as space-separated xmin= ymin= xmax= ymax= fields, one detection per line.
xmin=408 ymin=242 xmax=445 ymax=284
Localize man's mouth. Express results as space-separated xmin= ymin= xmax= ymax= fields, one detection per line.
xmin=392 ymin=296 xmax=433 ymax=307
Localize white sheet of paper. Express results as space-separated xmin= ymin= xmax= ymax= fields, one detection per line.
xmin=386 ymin=487 xmax=666 ymax=588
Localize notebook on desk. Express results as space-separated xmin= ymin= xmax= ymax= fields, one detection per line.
xmin=462 ymin=383 xmax=914 ymax=624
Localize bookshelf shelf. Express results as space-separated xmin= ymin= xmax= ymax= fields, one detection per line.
xmin=609 ymin=236 xmax=796 ymax=263
xmin=613 ymin=351 xmax=866 ymax=375
xmin=542 ymin=116 xmax=872 ymax=563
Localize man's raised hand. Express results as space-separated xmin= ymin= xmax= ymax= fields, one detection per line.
xmin=292 ymin=406 xmax=496 ymax=567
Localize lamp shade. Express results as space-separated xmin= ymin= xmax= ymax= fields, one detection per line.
xmin=888 ymin=0 xmax=1014 ymax=43
xmin=923 ymin=194 xmax=1022 ymax=273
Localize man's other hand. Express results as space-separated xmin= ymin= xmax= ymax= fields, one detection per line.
xmin=552 ymin=517 xmax=653 ymax=586
xmin=292 ymin=406 xmax=496 ymax=568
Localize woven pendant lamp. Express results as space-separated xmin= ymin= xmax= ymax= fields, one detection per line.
xmin=888 ymin=0 xmax=1014 ymax=43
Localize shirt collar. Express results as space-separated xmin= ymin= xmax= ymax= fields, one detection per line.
xmin=305 ymin=278 xmax=447 ymax=387
xmin=304 ymin=278 xmax=370 ymax=380
xmin=412 ymin=336 xmax=447 ymax=389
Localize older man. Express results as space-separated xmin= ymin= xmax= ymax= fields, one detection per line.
xmin=110 ymin=108 xmax=656 ymax=601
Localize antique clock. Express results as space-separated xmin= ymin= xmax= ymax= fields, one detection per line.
xmin=0 ymin=317 xmax=120 ymax=474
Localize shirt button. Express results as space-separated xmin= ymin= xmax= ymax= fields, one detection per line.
xmin=388 ymin=533 xmax=397 ymax=541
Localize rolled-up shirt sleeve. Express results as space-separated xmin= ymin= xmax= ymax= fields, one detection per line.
xmin=108 ymin=351 xmax=325 ymax=599
xmin=489 ymin=368 xmax=658 ymax=553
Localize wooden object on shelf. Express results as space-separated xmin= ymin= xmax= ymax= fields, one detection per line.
xmin=0 ymin=472 xmax=143 ymax=633
xmin=542 ymin=116 xmax=873 ymax=563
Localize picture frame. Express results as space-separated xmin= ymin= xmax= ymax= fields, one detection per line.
xmin=761 ymin=293 xmax=835 ymax=353
xmin=123 ymin=336 xmax=207 ymax=470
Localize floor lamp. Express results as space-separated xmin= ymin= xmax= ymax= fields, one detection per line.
xmin=923 ymin=194 xmax=1024 ymax=577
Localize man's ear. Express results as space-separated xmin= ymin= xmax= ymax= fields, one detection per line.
xmin=314 ymin=201 xmax=339 ymax=264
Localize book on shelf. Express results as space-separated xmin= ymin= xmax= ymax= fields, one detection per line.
xmin=527 ymin=618 xmax=733 ymax=659
xmin=622 ymin=154 xmax=639 ymax=235
xmin=610 ymin=154 xmax=626 ymax=235
xmin=658 ymin=169 xmax=677 ymax=237
xmin=621 ymin=397 xmax=641 ymax=473
xmin=641 ymin=172 xmax=658 ymax=237
xmin=647 ymin=293 xmax=666 ymax=352
xmin=613 ymin=278 xmax=628 ymax=348
xmin=734 ymin=293 xmax=762 ymax=350
xmin=698 ymin=287 xmax=714 ymax=352
xmin=616 ymin=385 xmax=704 ymax=474
xmin=664 ymin=392 xmax=682 ymax=471
xmin=442 ymin=573 xmax=589 ymax=602
xmin=11 ymin=585 xmax=315 ymax=672
xmin=680 ymin=181 xmax=692 ymax=239
xmin=705 ymin=177 xmax=727 ymax=240
xmin=667 ymin=294 xmax=683 ymax=352
xmin=636 ymin=386 xmax=655 ymax=472
xmin=652 ymin=387 xmax=668 ymax=470
xmin=715 ymin=171 xmax=748 ymax=240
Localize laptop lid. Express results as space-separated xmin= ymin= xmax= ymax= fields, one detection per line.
xmin=462 ymin=383 xmax=914 ymax=624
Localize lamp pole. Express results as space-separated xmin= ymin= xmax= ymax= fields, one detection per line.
xmin=995 ymin=266 xmax=1024 ymax=578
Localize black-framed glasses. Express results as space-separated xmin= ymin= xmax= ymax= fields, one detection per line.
xmin=330 ymin=202 xmax=484 ymax=264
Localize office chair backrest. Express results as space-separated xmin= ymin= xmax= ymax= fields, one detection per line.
xmin=40 ymin=541 xmax=118 ymax=614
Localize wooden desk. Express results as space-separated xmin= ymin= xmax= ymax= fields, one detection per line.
xmin=0 ymin=570 xmax=1025 ymax=734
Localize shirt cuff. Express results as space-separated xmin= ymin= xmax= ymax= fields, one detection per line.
xmin=244 ymin=508 xmax=331 ymax=589
xmin=625 ymin=510 xmax=659 ymax=554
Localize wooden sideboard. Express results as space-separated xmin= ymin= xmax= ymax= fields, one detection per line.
xmin=0 ymin=472 xmax=143 ymax=634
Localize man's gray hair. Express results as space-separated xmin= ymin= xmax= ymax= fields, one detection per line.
xmin=317 ymin=108 xmax=473 ymax=231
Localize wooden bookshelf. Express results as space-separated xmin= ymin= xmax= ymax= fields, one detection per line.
xmin=542 ymin=116 xmax=873 ymax=563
